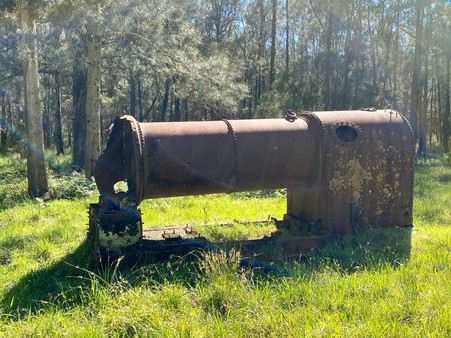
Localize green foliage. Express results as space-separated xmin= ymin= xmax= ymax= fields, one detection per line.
xmin=1 ymin=154 xmax=451 ymax=336
xmin=255 ymin=90 xmax=284 ymax=119
xmin=0 ymin=153 xmax=96 ymax=210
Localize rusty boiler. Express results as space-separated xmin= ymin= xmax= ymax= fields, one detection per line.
xmin=89 ymin=109 xmax=414 ymax=259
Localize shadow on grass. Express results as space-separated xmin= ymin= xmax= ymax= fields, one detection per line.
xmin=1 ymin=238 xmax=200 ymax=318
xmin=1 ymin=239 xmax=95 ymax=316
xmin=297 ymin=226 xmax=413 ymax=273
xmin=1 ymin=226 xmax=412 ymax=317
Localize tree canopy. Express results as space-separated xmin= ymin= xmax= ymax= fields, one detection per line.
xmin=0 ymin=0 xmax=450 ymax=177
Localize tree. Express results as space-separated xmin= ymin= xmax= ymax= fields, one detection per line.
xmin=4 ymin=0 xmax=451 ymax=160
xmin=84 ymin=19 xmax=101 ymax=179
xmin=269 ymin=0 xmax=277 ymax=88
xmin=54 ymin=72 xmax=64 ymax=154
xmin=72 ymin=48 xmax=87 ymax=168
xmin=410 ymin=0 xmax=424 ymax=154
xmin=19 ymin=1 xmax=48 ymax=197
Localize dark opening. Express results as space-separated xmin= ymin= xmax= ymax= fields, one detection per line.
xmin=336 ymin=125 xmax=358 ymax=142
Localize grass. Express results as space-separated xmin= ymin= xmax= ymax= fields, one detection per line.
xmin=0 ymin=152 xmax=451 ymax=336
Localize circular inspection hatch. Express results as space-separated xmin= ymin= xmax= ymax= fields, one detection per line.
xmin=336 ymin=125 xmax=358 ymax=142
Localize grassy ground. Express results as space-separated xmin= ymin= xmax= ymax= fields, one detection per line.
xmin=0 ymin=153 xmax=451 ymax=336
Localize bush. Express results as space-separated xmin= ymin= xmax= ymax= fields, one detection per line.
xmin=48 ymin=171 xmax=96 ymax=200
xmin=0 ymin=152 xmax=96 ymax=209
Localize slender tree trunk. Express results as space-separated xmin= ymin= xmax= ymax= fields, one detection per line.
xmin=435 ymin=55 xmax=443 ymax=146
xmin=54 ymin=72 xmax=64 ymax=155
xmin=20 ymin=3 xmax=48 ymax=197
xmin=285 ymin=0 xmax=289 ymax=74
xmin=160 ymin=78 xmax=171 ymax=122
xmin=84 ymin=36 xmax=101 ymax=179
xmin=174 ymin=97 xmax=181 ymax=121
xmin=410 ymin=0 xmax=424 ymax=144
xmin=256 ymin=0 xmax=264 ymax=105
xmin=444 ymin=50 xmax=451 ymax=153
xmin=129 ymin=70 xmax=136 ymax=117
xmin=324 ymin=10 xmax=333 ymax=110
xmin=7 ymin=93 xmax=13 ymax=144
xmin=72 ymin=49 xmax=87 ymax=168
xmin=269 ymin=0 xmax=277 ymax=89
xmin=1 ymin=91 xmax=7 ymax=150
xmin=43 ymin=77 xmax=51 ymax=148
xmin=418 ymin=11 xmax=430 ymax=158
xmin=138 ymin=74 xmax=143 ymax=120
xmin=183 ymin=99 xmax=189 ymax=121
xmin=393 ymin=0 xmax=400 ymax=109
xmin=341 ymin=14 xmax=352 ymax=109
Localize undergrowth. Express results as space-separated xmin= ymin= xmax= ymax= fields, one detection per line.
xmin=0 ymin=152 xmax=96 ymax=210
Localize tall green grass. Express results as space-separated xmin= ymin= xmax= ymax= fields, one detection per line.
xmin=0 ymin=153 xmax=451 ymax=336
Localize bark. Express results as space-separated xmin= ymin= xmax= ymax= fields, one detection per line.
xmin=72 ymin=49 xmax=87 ymax=168
xmin=84 ymin=36 xmax=101 ymax=179
xmin=54 ymin=72 xmax=64 ymax=155
xmin=20 ymin=4 xmax=48 ymax=197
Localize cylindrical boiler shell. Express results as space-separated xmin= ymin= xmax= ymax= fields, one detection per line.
xmin=94 ymin=116 xmax=317 ymax=204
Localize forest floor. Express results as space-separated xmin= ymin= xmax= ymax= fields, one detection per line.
xmin=0 ymin=153 xmax=451 ymax=336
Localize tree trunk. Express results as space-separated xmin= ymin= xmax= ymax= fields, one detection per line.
xmin=418 ymin=11 xmax=430 ymax=158
xmin=129 ymin=70 xmax=136 ymax=117
xmin=20 ymin=4 xmax=48 ymax=197
xmin=410 ymin=0 xmax=423 ymax=144
xmin=393 ymin=0 xmax=400 ymax=109
xmin=269 ymin=0 xmax=277 ymax=89
xmin=43 ymin=78 xmax=51 ymax=148
xmin=324 ymin=11 xmax=333 ymax=110
xmin=84 ymin=36 xmax=101 ymax=179
xmin=255 ymin=0 xmax=265 ymax=106
xmin=72 ymin=49 xmax=87 ymax=169
xmin=54 ymin=72 xmax=64 ymax=155
xmin=183 ymin=99 xmax=189 ymax=121
xmin=1 ymin=91 xmax=7 ymax=150
xmin=160 ymin=78 xmax=171 ymax=122
xmin=138 ymin=74 xmax=143 ymax=120
xmin=174 ymin=97 xmax=181 ymax=121
xmin=285 ymin=0 xmax=289 ymax=74
xmin=444 ymin=50 xmax=451 ymax=153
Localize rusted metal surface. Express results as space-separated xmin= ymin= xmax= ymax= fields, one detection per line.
xmin=91 ymin=109 xmax=414 ymax=259
xmin=95 ymin=116 xmax=317 ymax=202
xmin=286 ymin=110 xmax=415 ymax=234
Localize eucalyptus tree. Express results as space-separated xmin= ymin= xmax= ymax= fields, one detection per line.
xmin=105 ymin=0 xmax=247 ymax=121
xmin=0 ymin=0 xmax=49 ymax=197
xmin=51 ymin=0 xmax=118 ymax=178
xmin=432 ymin=1 xmax=451 ymax=152
xmin=0 ymin=8 xmax=19 ymax=149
